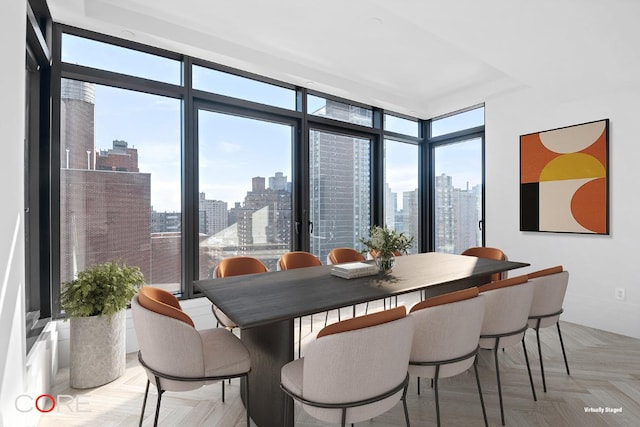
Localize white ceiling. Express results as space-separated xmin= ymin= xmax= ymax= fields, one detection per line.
xmin=47 ymin=0 xmax=640 ymax=119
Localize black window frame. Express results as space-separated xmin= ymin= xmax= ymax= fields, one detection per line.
xmin=38 ymin=23 xmax=486 ymax=318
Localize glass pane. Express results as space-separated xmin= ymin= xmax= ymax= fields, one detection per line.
xmin=384 ymin=140 xmax=419 ymax=253
xmin=307 ymin=95 xmax=373 ymax=127
xmin=384 ymin=114 xmax=419 ymax=137
xmin=310 ymin=129 xmax=371 ymax=262
xmin=433 ymin=138 xmax=483 ymax=254
xmin=61 ymin=33 xmax=181 ymax=85
xmin=431 ymin=106 xmax=484 ymax=137
xmin=60 ymin=79 xmax=182 ymax=292
xmin=193 ymin=65 xmax=295 ymax=109
xmin=198 ymin=111 xmax=292 ymax=276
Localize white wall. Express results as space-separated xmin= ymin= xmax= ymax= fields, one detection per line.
xmin=486 ymin=87 xmax=640 ymax=339
xmin=0 ymin=1 xmax=28 ymax=425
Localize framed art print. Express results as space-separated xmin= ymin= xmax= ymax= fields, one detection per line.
xmin=520 ymin=119 xmax=609 ymax=234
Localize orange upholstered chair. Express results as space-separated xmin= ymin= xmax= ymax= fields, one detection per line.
xmin=132 ymin=287 xmax=251 ymax=427
xmin=461 ymin=246 xmax=507 ymax=282
xmin=326 ymin=248 xmax=367 ymax=323
xmin=277 ymin=251 xmax=323 ymax=357
xmin=212 ymin=256 xmax=268 ymax=329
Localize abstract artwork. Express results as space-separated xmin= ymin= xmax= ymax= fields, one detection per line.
xmin=520 ymin=119 xmax=609 ymax=234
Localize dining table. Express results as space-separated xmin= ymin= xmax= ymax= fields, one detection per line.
xmin=195 ymin=251 xmax=529 ymax=427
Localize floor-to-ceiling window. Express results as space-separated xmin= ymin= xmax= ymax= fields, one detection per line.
xmin=383 ymin=113 xmax=421 ymax=254
xmin=307 ymin=95 xmax=375 ymax=262
xmin=58 ymin=80 xmax=182 ymax=292
xmin=43 ymin=24 xmax=485 ymax=316
xmin=309 ymin=129 xmax=372 ymax=262
xmin=197 ymin=110 xmax=293 ymax=274
xmin=429 ymin=106 xmax=485 ymax=253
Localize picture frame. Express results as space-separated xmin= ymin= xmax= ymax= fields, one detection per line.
xmin=520 ymin=119 xmax=609 ymax=234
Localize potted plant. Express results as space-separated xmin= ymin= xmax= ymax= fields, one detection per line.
xmin=360 ymin=226 xmax=414 ymax=273
xmin=60 ymin=260 xmax=145 ymax=388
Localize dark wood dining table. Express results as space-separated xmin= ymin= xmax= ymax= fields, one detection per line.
xmin=195 ymin=252 xmax=529 ymax=427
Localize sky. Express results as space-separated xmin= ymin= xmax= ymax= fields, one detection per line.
xmin=64 ymin=33 xmax=483 ymax=213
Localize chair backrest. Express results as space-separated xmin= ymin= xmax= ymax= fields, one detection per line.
xmin=215 ymin=256 xmax=268 ymax=277
xmin=478 ymin=275 xmax=534 ymax=349
xmin=461 ymin=246 xmax=507 ymax=282
xmin=132 ymin=291 xmax=205 ymax=392
xmin=408 ymin=288 xmax=485 ymax=378
xmin=327 ymin=247 xmax=366 ymax=265
xmin=302 ymin=306 xmax=414 ymax=424
xmin=527 ymin=266 xmax=569 ymax=329
xmin=278 ymin=251 xmax=322 ymax=271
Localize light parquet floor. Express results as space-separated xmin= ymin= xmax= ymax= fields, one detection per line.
xmin=39 ymin=294 xmax=640 ymax=427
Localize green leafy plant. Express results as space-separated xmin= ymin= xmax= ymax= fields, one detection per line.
xmin=359 ymin=225 xmax=415 ymax=258
xmin=59 ymin=261 xmax=145 ymax=320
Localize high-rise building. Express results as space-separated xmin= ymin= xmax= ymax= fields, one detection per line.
xmin=402 ymin=189 xmax=419 ymax=253
xmin=434 ymin=173 xmax=455 ymax=253
xmin=238 ymin=174 xmax=291 ymax=253
xmin=434 ymin=173 xmax=480 ymax=254
xmin=384 ymin=183 xmax=397 ymax=229
xmin=199 ymin=193 xmax=228 ymax=235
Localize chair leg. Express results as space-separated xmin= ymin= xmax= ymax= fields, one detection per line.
xmin=222 ymin=380 xmax=225 ymax=402
xmin=324 ymin=310 xmax=329 ymax=327
xmin=493 ymin=343 xmax=505 ymax=426
xmin=417 ymin=376 xmax=420 ymax=395
xmin=283 ymin=383 xmax=291 ymax=427
xmin=245 ymin=374 xmax=250 ymax=427
xmin=434 ymin=366 xmax=441 ymax=427
xmin=535 ymin=326 xmax=547 ymax=392
xmin=522 ymin=337 xmax=537 ymax=401
xmin=402 ymin=383 xmax=411 ymax=427
xmin=341 ymin=407 xmax=347 ymax=427
xmin=298 ymin=317 xmax=302 ymax=359
xmin=364 ymin=301 xmax=369 ymax=314
xmin=153 ymin=377 xmax=164 ymax=427
xmin=473 ymin=356 xmax=489 ymax=427
xmin=310 ymin=314 xmax=313 ymax=332
xmin=139 ymin=379 xmax=150 ymax=427
xmin=557 ymin=322 xmax=571 ymax=376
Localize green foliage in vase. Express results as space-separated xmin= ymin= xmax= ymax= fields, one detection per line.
xmin=359 ymin=225 xmax=415 ymax=258
xmin=59 ymin=261 xmax=145 ymax=320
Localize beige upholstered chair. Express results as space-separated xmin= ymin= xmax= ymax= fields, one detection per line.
xmin=527 ymin=266 xmax=571 ymax=392
xmin=326 ymin=247 xmax=367 ymax=322
xmin=277 ymin=251 xmax=323 ymax=358
xmin=132 ymin=287 xmax=251 ymax=427
xmin=478 ymin=275 xmax=536 ymax=425
xmin=408 ymin=287 xmax=488 ymax=427
xmin=211 ymin=256 xmax=268 ymax=329
xmin=280 ymin=306 xmax=414 ymax=427
xmin=461 ymin=246 xmax=507 ymax=282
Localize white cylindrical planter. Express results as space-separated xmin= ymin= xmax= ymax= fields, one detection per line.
xmin=70 ymin=309 xmax=126 ymax=389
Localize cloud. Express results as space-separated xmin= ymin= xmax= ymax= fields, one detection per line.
xmin=217 ymin=141 xmax=243 ymax=153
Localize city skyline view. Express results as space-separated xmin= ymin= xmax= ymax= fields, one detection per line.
xmin=58 ymin=33 xmax=484 ymax=291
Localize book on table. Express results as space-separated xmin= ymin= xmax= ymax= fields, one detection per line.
xmin=330 ymin=262 xmax=378 ymax=279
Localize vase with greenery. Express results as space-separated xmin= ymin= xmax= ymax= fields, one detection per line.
xmin=360 ymin=226 xmax=414 ymax=273
xmin=60 ymin=261 xmax=145 ymax=388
